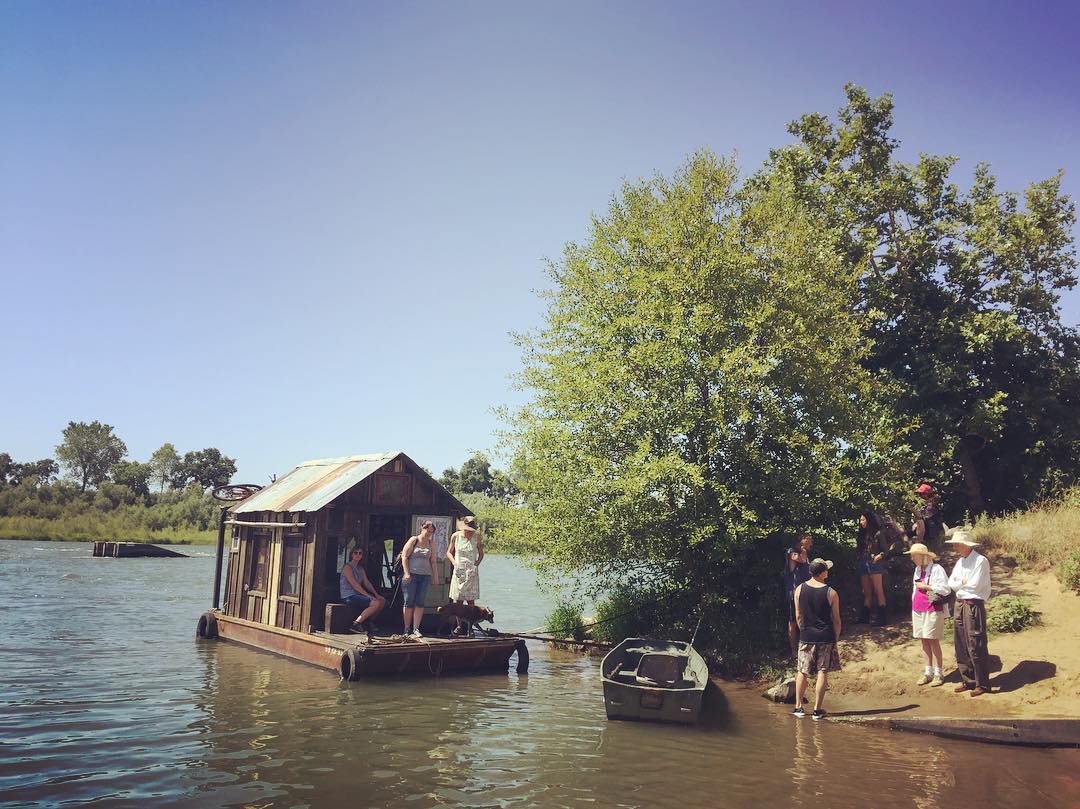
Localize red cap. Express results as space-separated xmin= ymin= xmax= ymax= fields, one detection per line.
xmin=916 ymin=483 xmax=935 ymax=496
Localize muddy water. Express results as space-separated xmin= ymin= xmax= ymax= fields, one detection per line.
xmin=1 ymin=540 xmax=1077 ymax=808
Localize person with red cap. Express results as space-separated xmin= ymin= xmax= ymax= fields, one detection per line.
xmin=912 ymin=483 xmax=944 ymax=553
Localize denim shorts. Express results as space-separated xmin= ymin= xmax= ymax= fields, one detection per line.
xmin=402 ymin=574 xmax=431 ymax=608
xmin=343 ymin=594 xmax=372 ymax=610
xmin=858 ymin=556 xmax=886 ymax=576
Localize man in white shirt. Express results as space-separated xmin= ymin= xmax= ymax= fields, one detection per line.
xmin=946 ymin=530 xmax=992 ymax=697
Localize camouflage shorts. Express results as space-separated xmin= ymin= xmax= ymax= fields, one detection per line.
xmin=797 ymin=642 xmax=841 ymax=675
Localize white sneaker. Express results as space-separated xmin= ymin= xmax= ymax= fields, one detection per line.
xmin=412 ymin=629 xmax=423 ymax=638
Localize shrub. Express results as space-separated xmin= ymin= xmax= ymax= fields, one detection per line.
xmin=987 ymin=596 xmax=1040 ymax=633
xmin=1057 ymin=548 xmax=1080 ymax=594
xmin=545 ymin=601 xmax=586 ymax=641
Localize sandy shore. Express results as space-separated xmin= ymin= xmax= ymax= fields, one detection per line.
xmin=816 ymin=566 xmax=1080 ymax=719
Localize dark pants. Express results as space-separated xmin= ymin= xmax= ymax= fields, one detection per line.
xmin=953 ymin=600 xmax=990 ymax=689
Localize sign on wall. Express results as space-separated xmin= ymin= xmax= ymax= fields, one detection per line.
xmin=412 ymin=515 xmax=452 ymax=559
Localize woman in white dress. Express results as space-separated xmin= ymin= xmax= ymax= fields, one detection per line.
xmin=448 ymin=515 xmax=484 ymax=609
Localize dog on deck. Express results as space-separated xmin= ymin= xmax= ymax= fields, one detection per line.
xmin=436 ymin=602 xmax=495 ymax=637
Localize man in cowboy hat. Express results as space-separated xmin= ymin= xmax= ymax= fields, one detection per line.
xmin=946 ymin=530 xmax=992 ymax=697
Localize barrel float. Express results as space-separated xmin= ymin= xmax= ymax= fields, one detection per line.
xmin=196 ymin=612 xmax=219 ymax=640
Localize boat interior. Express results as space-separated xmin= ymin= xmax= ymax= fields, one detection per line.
xmin=606 ymin=645 xmax=701 ymax=689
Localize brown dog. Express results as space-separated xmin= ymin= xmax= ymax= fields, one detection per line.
xmin=436 ymin=602 xmax=494 ymax=637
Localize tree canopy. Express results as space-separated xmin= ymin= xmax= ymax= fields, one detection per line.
xmin=768 ymin=84 xmax=1079 ymax=515
xmin=509 ymin=150 xmax=910 ymax=592
xmin=172 ymin=448 xmax=237 ymax=491
xmin=55 ymin=421 xmax=128 ymax=492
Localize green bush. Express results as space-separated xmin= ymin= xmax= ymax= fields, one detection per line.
xmin=1057 ymin=548 xmax=1080 ymax=594
xmin=987 ymin=596 xmax=1041 ymax=633
xmin=544 ymin=601 xmax=586 ymax=641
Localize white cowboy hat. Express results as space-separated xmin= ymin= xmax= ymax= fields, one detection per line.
xmin=945 ymin=529 xmax=978 ymax=548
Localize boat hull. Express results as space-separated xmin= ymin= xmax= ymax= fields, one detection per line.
xmin=601 ymin=638 xmax=708 ymax=724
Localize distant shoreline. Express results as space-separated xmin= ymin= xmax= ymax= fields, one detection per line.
xmin=0 ymin=531 xmax=216 ymax=545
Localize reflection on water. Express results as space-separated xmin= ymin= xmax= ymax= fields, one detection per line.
xmin=0 ymin=540 xmax=1078 ymax=808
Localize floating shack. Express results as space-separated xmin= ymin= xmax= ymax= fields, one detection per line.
xmin=196 ymin=451 xmax=526 ymax=679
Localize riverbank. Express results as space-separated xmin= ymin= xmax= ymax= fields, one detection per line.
xmin=0 ymin=520 xmax=216 ymax=544
xmin=769 ymin=563 xmax=1080 ymax=720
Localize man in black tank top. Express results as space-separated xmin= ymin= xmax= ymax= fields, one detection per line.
xmin=793 ymin=558 xmax=842 ymax=720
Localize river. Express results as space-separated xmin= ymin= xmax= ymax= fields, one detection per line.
xmin=0 ymin=540 xmax=1076 ymax=808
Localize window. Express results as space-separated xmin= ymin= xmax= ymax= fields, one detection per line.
xmin=248 ymin=532 xmax=271 ymax=593
xmin=374 ymin=473 xmax=411 ymax=504
xmin=279 ymin=535 xmax=303 ymax=597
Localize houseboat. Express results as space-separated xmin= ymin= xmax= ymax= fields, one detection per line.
xmin=195 ymin=451 xmax=527 ymax=680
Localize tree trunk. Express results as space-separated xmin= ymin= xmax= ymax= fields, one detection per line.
xmin=954 ymin=438 xmax=986 ymax=517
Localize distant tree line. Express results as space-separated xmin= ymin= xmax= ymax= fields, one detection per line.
xmin=0 ymin=420 xmax=238 ymax=539
xmin=437 ymin=453 xmax=528 ymax=551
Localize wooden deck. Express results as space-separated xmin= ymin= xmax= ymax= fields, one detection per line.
xmin=206 ymin=612 xmax=525 ymax=680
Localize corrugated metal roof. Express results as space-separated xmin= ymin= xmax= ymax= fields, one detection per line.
xmin=233 ymin=452 xmax=400 ymax=514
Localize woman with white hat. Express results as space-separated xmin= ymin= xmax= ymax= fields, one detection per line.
xmin=447 ymin=516 xmax=484 ymax=634
xmin=905 ymin=543 xmax=951 ymax=686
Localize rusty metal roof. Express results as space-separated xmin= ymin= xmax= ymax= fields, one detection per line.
xmin=233 ymin=452 xmax=400 ymax=514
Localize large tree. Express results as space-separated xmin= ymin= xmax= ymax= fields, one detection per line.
xmin=148 ymin=443 xmax=181 ymax=493
xmin=509 ymin=152 xmax=909 ymax=594
xmin=173 ymin=448 xmax=237 ymax=491
xmin=55 ymin=421 xmax=127 ymax=492
xmin=111 ymin=460 xmax=153 ymax=498
xmin=768 ymin=85 xmax=1080 ymax=515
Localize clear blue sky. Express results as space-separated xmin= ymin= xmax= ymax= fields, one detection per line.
xmin=3 ymin=1 xmax=1078 ymax=484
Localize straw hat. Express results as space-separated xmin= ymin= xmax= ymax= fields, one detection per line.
xmin=945 ymin=529 xmax=978 ymax=548
xmin=458 ymin=515 xmax=480 ymax=533
xmin=904 ymin=542 xmax=938 ymax=560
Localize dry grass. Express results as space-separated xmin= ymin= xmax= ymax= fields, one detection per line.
xmin=971 ymin=487 xmax=1080 ymax=569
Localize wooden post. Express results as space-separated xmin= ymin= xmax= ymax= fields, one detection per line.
xmin=212 ymin=506 xmax=228 ymax=609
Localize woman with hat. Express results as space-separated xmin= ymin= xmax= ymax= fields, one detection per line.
xmin=905 ymin=542 xmax=951 ymax=686
xmin=447 ymin=516 xmax=484 ymax=633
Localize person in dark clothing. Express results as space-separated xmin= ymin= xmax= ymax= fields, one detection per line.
xmin=793 ymin=558 xmax=842 ymax=720
xmin=856 ymin=510 xmax=905 ymax=626
xmin=912 ymin=483 xmax=945 ymax=554
xmin=782 ymin=546 xmax=811 ymax=657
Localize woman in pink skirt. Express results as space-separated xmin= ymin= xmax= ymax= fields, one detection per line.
xmin=905 ymin=542 xmax=951 ymax=686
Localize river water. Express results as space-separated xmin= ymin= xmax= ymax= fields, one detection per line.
xmin=0 ymin=540 xmax=1076 ymax=808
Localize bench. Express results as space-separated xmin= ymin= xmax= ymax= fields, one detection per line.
xmin=325 ymin=602 xmax=365 ymax=634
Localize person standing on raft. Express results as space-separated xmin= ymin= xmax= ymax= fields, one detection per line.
xmin=448 ymin=515 xmax=484 ymax=620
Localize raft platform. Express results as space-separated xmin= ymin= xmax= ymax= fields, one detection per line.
xmin=198 ymin=612 xmax=528 ymax=680
xmin=93 ymin=541 xmax=188 ymax=558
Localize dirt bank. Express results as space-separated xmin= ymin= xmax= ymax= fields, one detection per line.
xmin=820 ymin=565 xmax=1079 ymax=718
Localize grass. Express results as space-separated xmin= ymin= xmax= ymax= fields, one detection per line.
xmin=970 ymin=487 xmax=1080 ymax=570
xmin=0 ymin=516 xmax=217 ymax=544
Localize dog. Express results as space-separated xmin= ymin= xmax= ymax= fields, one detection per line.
xmin=436 ymin=602 xmax=495 ymax=637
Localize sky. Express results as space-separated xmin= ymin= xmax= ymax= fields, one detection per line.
xmin=3 ymin=1 xmax=1079 ymax=485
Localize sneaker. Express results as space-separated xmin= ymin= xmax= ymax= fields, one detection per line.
xmin=791 ymin=706 xmax=805 ymax=718
xmin=412 ymin=629 xmax=423 ymax=638
xmin=811 ymin=709 xmax=826 ymax=721
xmin=916 ymin=673 xmax=933 ymax=686
xmin=348 ymin=622 xmax=369 ymax=635
xmin=930 ymin=674 xmax=944 ymax=687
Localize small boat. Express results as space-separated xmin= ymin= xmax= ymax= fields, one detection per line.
xmin=601 ymin=638 xmax=709 ymax=724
